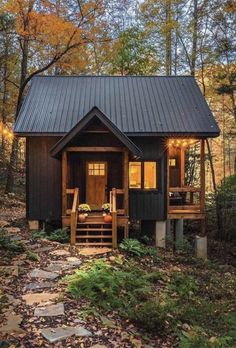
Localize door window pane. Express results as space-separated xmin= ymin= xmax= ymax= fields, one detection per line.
xmin=129 ymin=162 xmax=141 ymax=188
xmin=88 ymin=163 xmax=105 ymax=176
xmin=144 ymin=162 xmax=156 ymax=189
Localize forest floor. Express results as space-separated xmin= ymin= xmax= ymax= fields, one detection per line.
xmin=0 ymin=194 xmax=236 ymax=348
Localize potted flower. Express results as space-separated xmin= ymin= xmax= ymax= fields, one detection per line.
xmin=102 ymin=203 xmax=112 ymax=223
xmin=78 ymin=204 xmax=91 ymax=222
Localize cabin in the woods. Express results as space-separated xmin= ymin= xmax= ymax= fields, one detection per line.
xmin=14 ymin=76 xmax=220 ymax=249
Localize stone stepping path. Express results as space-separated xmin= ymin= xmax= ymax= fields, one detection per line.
xmin=34 ymin=302 xmax=64 ymax=316
xmin=29 ymin=268 xmax=59 ymax=280
xmin=50 ymin=249 xmax=71 ymax=256
xmin=22 ymin=292 xmax=58 ymax=305
xmin=25 ymin=281 xmax=54 ymax=290
xmin=41 ymin=326 xmax=92 ymax=343
xmin=0 ymin=314 xmax=25 ymax=334
xmin=44 ymin=259 xmax=82 ymax=272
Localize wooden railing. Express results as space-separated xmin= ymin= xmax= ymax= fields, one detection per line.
xmin=110 ymin=188 xmax=117 ymax=248
xmin=168 ymin=186 xmax=203 ymax=213
xmin=70 ymin=188 xmax=79 ymax=245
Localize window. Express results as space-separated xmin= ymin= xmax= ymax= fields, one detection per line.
xmin=129 ymin=161 xmax=157 ymax=189
xmin=129 ymin=162 xmax=141 ymax=188
xmin=169 ymin=158 xmax=176 ymax=167
xmin=88 ymin=163 xmax=105 ymax=176
xmin=144 ymin=162 xmax=156 ymax=189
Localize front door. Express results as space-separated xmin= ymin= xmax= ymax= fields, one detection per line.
xmin=86 ymin=162 xmax=107 ymax=210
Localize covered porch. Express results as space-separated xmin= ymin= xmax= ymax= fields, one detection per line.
xmin=167 ymin=138 xmax=206 ymax=235
xmin=50 ymin=107 xmax=142 ymax=247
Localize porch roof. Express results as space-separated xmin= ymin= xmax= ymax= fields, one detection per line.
xmin=14 ymin=75 xmax=220 ymax=137
xmin=50 ymin=106 xmax=142 ymax=158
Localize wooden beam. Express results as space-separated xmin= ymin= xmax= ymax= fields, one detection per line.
xmin=169 ymin=186 xmax=201 ymax=192
xmin=200 ymin=139 xmax=206 ymax=236
xmin=168 ymin=213 xmax=205 ymax=219
xmin=123 ymin=150 xmax=129 ymax=216
xmin=167 ymin=146 xmax=170 ymax=217
xmin=62 ymin=150 xmax=67 ymax=216
xmin=66 ymin=146 xmax=125 ymax=152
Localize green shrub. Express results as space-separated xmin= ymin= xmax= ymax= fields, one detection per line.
xmin=31 ymin=228 xmax=69 ymax=243
xmin=31 ymin=230 xmax=47 ymax=240
xmin=47 ymin=228 xmax=70 ymax=243
xmin=178 ymin=327 xmax=234 ymax=348
xmin=169 ymin=272 xmax=198 ymax=299
xmin=0 ymin=229 xmax=25 ymax=253
xmin=26 ymin=250 xmax=40 ymax=261
xmin=127 ymin=298 xmax=171 ymax=334
xmin=119 ymin=238 xmax=158 ymax=258
xmin=67 ymin=259 xmax=152 ymax=312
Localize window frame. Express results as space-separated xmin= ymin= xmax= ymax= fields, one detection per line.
xmin=129 ymin=160 xmax=159 ymax=191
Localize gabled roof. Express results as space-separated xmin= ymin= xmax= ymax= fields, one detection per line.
xmin=14 ymin=75 xmax=220 ymax=137
xmin=50 ymin=106 xmax=142 ymax=158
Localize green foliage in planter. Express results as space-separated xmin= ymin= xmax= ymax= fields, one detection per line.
xmin=119 ymin=238 xmax=158 ymax=258
xmin=78 ymin=203 xmax=91 ymax=213
xmin=0 ymin=229 xmax=25 ymax=253
xmin=102 ymin=203 xmax=110 ymax=213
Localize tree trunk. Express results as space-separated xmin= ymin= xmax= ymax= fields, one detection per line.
xmin=165 ymin=0 xmax=172 ymax=75
xmin=191 ymin=0 xmax=198 ymax=76
xmin=5 ymin=38 xmax=29 ymax=193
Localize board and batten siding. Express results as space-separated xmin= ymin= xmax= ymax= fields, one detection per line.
xmin=26 ymin=137 xmax=62 ymax=221
xmin=128 ymin=137 xmax=167 ymax=221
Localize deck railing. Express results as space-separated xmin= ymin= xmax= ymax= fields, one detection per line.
xmin=70 ymin=188 xmax=79 ymax=245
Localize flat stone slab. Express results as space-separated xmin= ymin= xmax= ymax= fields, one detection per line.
xmin=66 ymin=257 xmax=82 ymax=266
xmin=5 ymin=227 xmax=21 ymax=234
xmin=23 ymin=292 xmax=58 ymax=305
xmin=89 ymin=345 xmax=107 ymax=348
xmin=41 ymin=326 xmax=92 ymax=343
xmin=79 ymin=248 xmax=112 ymax=256
xmin=50 ymin=249 xmax=70 ymax=256
xmin=30 ymin=268 xmax=59 ymax=280
xmin=34 ymin=302 xmax=64 ymax=317
xmin=34 ymin=246 xmax=53 ymax=253
xmin=0 ymin=220 xmax=10 ymax=228
xmin=0 ymin=314 xmax=24 ymax=334
xmin=0 ymin=266 xmax=19 ymax=277
xmin=25 ymin=281 xmax=54 ymax=290
xmin=45 ymin=260 xmax=82 ymax=272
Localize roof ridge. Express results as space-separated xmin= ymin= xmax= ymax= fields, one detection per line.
xmin=33 ymin=75 xmax=195 ymax=78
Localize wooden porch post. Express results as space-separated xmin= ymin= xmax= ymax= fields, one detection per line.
xmin=180 ymin=147 xmax=185 ymax=187
xmin=62 ymin=150 xmax=67 ymax=216
xmin=123 ymin=150 xmax=129 ymax=216
xmin=200 ymin=139 xmax=205 ymax=236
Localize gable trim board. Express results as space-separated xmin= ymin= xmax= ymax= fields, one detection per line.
xmin=50 ymin=106 xmax=142 ymax=158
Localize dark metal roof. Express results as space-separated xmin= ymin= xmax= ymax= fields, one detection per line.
xmin=50 ymin=106 xmax=142 ymax=158
xmin=14 ymin=75 xmax=220 ymax=137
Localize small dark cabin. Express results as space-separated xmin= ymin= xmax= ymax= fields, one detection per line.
xmin=14 ymin=76 xmax=220 ymax=248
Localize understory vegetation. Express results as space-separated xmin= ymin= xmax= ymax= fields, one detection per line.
xmin=66 ymin=244 xmax=236 ymax=348
xmin=0 ymin=229 xmax=25 ymax=253
xmin=31 ymin=228 xmax=70 ymax=244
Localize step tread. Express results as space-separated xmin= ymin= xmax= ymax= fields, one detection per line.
xmin=76 ymin=235 xmax=112 ymax=239
xmin=76 ymin=242 xmax=112 ymax=246
xmin=77 ymin=222 xmax=112 ymax=225
xmin=76 ymin=228 xmax=112 ymax=231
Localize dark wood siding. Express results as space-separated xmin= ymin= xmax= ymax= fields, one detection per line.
xmin=129 ymin=137 xmax=167 ymax=221
xmin=26 ymin=137 xmax=61 ymax=221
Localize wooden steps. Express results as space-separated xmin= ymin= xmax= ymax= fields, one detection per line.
xmin=75 ymin=215 xmax=113 ymax=246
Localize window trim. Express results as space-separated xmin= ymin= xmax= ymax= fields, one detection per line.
xmin=129 ymin=161 xmax=159 ymax=191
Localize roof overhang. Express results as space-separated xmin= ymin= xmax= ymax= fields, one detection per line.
xmin=50 ymin=106 xmax=142 ymax=158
